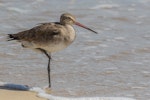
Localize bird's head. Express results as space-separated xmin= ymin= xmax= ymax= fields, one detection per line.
xmin=60 ymin=13 xmax=98 ymax=34
xmin=60 ymin=13 xmax=76 ymax=25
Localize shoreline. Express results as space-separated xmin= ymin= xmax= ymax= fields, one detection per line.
xmin=0 ymin=83 xmax=136 ymax=100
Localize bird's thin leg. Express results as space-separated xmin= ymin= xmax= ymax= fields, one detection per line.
xmin=38 ymin=49 xmax=51 ymax=88
xmin=47 ymin=54 xmax=51 ymax=88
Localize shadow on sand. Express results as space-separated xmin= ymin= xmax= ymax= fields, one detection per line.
xmin=0 ymin=83 xmax=30 ymax=91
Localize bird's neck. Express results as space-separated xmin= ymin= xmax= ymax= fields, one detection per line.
xmin=64 ymin=24 xmax=76 ymax=42
xmin=65 ymin=24 xmax=75 ymax=33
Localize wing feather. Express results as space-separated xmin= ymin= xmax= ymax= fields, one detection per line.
xmin=8 ymin=22 xmax=62 ymax=43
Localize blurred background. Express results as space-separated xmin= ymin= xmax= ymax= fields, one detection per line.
xmin=0 ymin=0 xmax=150 ymax=100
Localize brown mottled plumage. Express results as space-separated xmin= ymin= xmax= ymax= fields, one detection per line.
xmin=8 ymin=13 xmax=97 ymax=88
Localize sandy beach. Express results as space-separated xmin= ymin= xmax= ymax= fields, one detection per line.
xmin=0 ymin=89 xmax=46 ymax=100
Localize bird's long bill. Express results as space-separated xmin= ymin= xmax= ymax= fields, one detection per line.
xmin=75 ymin=22 xmax=98 ymax=34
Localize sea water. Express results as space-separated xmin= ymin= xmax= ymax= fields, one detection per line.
xmin=0 ymin=0 xmax=150 ymax=100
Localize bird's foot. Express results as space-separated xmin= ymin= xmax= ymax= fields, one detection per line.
xmin=45 ymin=87 xmax=52 ymax=94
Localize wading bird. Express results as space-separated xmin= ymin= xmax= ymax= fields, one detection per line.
xmin=8 ymin=13 xmax=97 ymax=88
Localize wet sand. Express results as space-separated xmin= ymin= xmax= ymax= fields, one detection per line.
xmin=0 ymin=89 xmax=46 ymax=100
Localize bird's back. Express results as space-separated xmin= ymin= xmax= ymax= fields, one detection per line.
xmin=8 ymin=22 xmax=76 ymax=52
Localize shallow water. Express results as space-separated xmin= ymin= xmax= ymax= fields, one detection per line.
xmin=0 ymin=0 xmax=150 ymax=100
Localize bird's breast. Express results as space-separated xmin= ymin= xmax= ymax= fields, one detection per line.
xmin=45 ymin=26 xmax=76 ymax=53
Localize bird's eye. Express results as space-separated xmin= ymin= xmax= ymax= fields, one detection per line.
xmin=66 ymin=17 xmax=71 ymax=19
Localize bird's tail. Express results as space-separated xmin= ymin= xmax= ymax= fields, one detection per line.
xmin=7 ymin=34 xmax=18 ymax=41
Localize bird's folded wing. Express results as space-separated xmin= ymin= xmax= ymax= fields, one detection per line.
xmin=10 ymin=22 xmax=62 ymax=42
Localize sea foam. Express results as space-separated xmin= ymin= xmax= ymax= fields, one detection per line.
xmin=31 ymin=87 xmax=136 ymax=100
xmin=91 ymin=4 xmax=120 ymax=9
